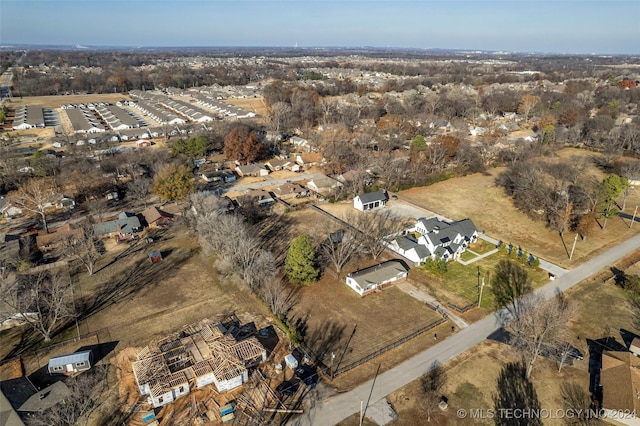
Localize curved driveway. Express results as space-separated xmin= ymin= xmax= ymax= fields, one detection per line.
xmin=290 ymin=232 xmax=640 ymax=426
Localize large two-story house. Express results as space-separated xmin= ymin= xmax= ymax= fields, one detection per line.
xmin=388 ymin=217 xmax=478 ymax=265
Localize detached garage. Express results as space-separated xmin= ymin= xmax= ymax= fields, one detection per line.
xmin=48 ymin=350 xmax=93 ymax=375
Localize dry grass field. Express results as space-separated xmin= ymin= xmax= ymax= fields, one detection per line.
xmin=399 ymin=148 xmax=640 ymax=268
xmin=288 ymin=273 xmax=445 ymax=377
xmin=225 ymin=97 xmax=268 ymax=117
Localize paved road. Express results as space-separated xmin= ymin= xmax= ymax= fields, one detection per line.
xmin=290 ymin=232 xmax=640 ymax=426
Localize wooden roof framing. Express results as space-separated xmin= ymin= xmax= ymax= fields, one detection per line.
xmin=232 ymin=338 xmax=265 ymax=365
xmin=132 ymin=353 xmax=170 ymax=387
xmin=132 ymin=318 xmax=266 ymax=397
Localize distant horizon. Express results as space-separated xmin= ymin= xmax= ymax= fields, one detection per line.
xmin=2 ymin=1 xmax=639 ymax=56
xmin=1 ymin=43 xmax=637 ymax=57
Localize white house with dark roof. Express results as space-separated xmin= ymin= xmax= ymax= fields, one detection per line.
xmin=353 ymin=190 xmax=388 ymax=212
xmin=345 ymin=260 xmax=409 ymax=297
xmin=387 ymin=217 xmax=478 ymax=265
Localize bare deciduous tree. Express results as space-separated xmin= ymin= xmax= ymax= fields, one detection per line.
xmin=265 ymin=101 xmax=292 ymax=133
xmin=196 ymin=209 xmax=275 ymax=291
xmin=319 ymin=225 xmax=361 ymax=275
xmin=261 ymin=278 xmax=298 ymax=318
xmin=25 ymin=366 xmax=108 ymax=426
xmin=64 ymin=221 xmax=103 ymax=276
xmin=8 ymin=177 xmax=59 ymax=233
xmin=509 ymin=292 xmax=575 ymax=379
xmin=126 ymin=177 xmax=152 ymax=208
xmin=351 ymin=211 xmax=402 ymax=260
xmin=1 ymin=269 xmax=74 ymax=342
xmin=419 ymin=361 xmax=447 ymax=423
xmin=556 ymin=342 xmax=575 ymax=373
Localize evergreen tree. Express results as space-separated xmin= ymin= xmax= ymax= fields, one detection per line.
xmin=285 ymin=235 xmax=319 ymax=285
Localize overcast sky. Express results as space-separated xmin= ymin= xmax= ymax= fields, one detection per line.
xmin=2 ymin=1 xmax=639 ymax=54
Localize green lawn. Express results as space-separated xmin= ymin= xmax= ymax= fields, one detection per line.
xmin=469 ymin=239 xmax=497 ymax=254
xmin=411 ymin=251 xmax=549 ymax=310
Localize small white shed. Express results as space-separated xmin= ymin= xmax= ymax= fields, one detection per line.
xmin=48 ymin=350 xmax=93 ymax=375
xmin=284 ymin=354 xmax=298 ymax=369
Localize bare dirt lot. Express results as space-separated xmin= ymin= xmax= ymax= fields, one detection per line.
xmin=399 ymin=148 xmax=640 ymax=268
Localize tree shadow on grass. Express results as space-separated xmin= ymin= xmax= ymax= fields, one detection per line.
xmin=0 ymin=327 xmax=42 ymax=362
xmin=76 ymin=244 xmax=194 ymax=324
xmin=254 ymin=214 xmax=296 ymax=266
xmin=291 ymin=314 xmax=347 ymax=374
xmin=492 ymin=361 xmax=542 ymax=426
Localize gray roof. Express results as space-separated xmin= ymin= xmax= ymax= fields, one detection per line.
xmin=434 ymin=246 xmax=453 ymax=258
xmin=1 ymin=387 xmax=27 ymax=425
xmin=418 ymin=217 xmax=477 ymax=241
xmin=395 ymin=235 xmax=419 ymax=251
xmin=347 ymin=260 xmax=408 ymax=288
xmin=93 ymin=212 xmax=141 ymax=235
xmin=12 ymin=106 xmax=45 ymax=128
xmin=416 ymin=217 xmax=443 ymax=233
xmin=450 ymin=219 xmax=477 ymax=238
xmin=356 ymin=190 xmax=388 ymax=205
xmin=48 ymin=350 xmax=92 ymax=368
xmin=18 ymin=381 xmax=71 ymax=413
xmin=413 ymin=244 xmax=432 ymax=259
xmin=65 ymin=108 xmax=104 ymax=133
xmin=236 ymin=163 xmax=264 ymax=175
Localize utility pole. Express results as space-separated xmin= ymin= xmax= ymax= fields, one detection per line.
xmin=631 ymin=205 xmax=638 ymax=229
xmin=569 ymin=233 xmax=579 ymax=260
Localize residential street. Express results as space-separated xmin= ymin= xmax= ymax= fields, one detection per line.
xmin=289 ymin=232 xmax=640 ymax=426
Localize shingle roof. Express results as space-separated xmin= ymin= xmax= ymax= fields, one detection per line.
xmin=347 ymin=260 xmax=408 ymax=288
xmin=93 ymin=212 xmax=141 ymax=235
xmin=17 ymin=381 xmax=71 ymax=413
xmin=601 ymin=351 xmax=640 ymax=412
xmin=356 ymin=190 xmax=388 ymax=205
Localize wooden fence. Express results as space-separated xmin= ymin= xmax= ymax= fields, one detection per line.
xmin=331 ymin=317 xmax=447 ymax=377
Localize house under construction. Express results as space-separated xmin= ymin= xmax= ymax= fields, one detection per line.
xmin=132 ymin=318 xmax=267 ymax=408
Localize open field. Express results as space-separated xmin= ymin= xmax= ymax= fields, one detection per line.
xmin=225 ymin=97 xmax=268 ymax=117
xmin=399 ymin=148 xmax=640 ymax=268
